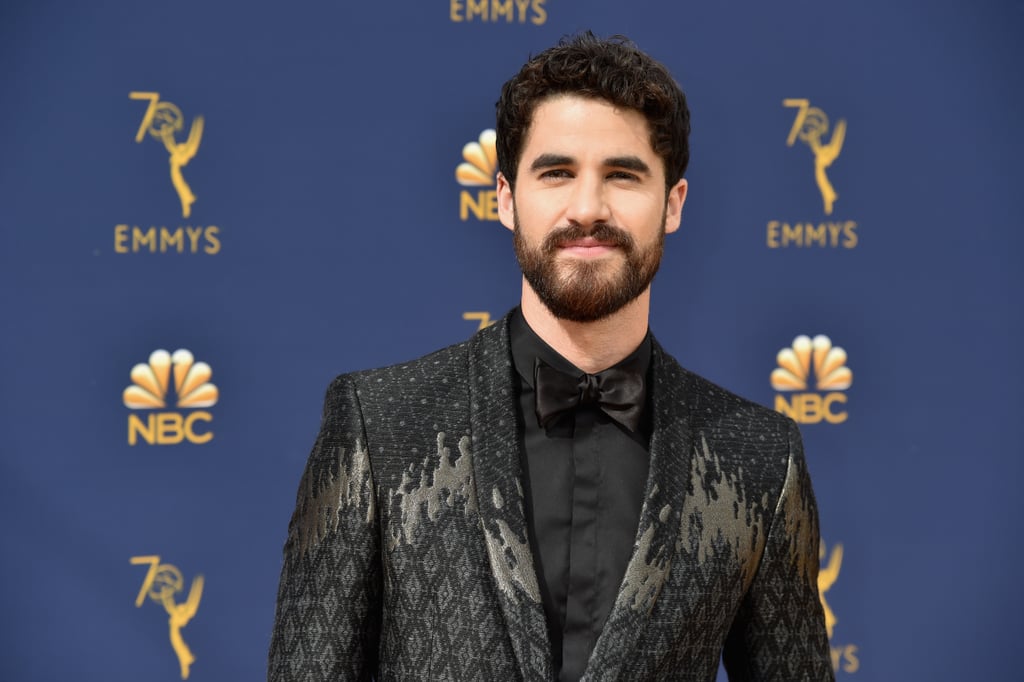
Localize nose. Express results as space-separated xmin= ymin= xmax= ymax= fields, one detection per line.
xmin=564 ymin=174 xmax=611 ymax=227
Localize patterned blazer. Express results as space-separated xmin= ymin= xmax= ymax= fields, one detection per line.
xmin=268 ymin=314 xmax=834 ymax=681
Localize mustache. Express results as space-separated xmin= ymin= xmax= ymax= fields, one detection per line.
xmin=542 ymin=223 xmax=634 ymax=253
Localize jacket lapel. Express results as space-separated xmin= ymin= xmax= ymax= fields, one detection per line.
xmin=586 ymin=338 xmax=695 ymax=677
xmin=467 ymin=316 xmax=554 ymax=680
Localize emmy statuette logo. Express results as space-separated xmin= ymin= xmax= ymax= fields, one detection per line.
xmin=784 ymin=99 xmax=845 ymax=216
xmin=819 ymin=541 xmax=860 ymax=674
xmin=130 ymin=92 xmax=203 ymax=218
xmin=771 ymin=335 xmax=852 ymax=424
xmin=123 ymin=349 xmax=218 ymax=445
xmin=766 ymin=99 xmax=856 ymax=249
xmin=456 ymin=129 xmax=499 ymax=221
xmin=115 ymin=92 xmax=220 ymax=254
xmin=131 ymin=555 xmax=204 ymax=680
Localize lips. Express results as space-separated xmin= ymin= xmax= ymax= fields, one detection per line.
xmin=557 ymin=236 xmax=619 ymax=249
xmin=542 ymin=223 xmax=633 ymax=255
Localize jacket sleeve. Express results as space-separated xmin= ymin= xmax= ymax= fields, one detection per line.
xmin=722 ymin=420 xmax=834 ymax=681
xmin=268 ymin=375 xmax=381 ymax=681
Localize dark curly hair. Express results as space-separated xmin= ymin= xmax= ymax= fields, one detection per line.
xmin=495 ymin=31 xmax=690 ymax=192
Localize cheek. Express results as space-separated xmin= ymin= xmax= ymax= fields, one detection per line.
xmin=617 ymin=198 xmax=665 ymax=230
xmin=512 ymin=198 xmax=555 ymax=233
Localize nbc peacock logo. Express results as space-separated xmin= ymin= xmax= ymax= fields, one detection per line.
xmin=123 ymin=349 xmax=218 ymax=445
xmin=771 ymin=335 xmax=852 ymax=424
xmin=456 ymin=129 xmax=499 ymax=221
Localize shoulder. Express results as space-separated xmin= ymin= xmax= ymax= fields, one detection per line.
xmin=651 ymin=338 xmax=797 ymax=451
xmin=323 ymin=315 xmax=509 ymax=409
xmin=651 ymin=339 xmax=805 ymax=508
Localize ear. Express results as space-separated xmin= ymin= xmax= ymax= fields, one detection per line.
xmin=496 ymin=172 xmax=515 ymax=232
xmin=663 ymin=178 xmax=688 ymax=234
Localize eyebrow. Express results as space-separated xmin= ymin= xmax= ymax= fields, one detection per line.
xmin=529 ymin=154 xmax=573 ymax=172
xmin=606 ymin=156 xmax=651 ymax=175
xmin=527 ymin=153 xmax=652 ymax=175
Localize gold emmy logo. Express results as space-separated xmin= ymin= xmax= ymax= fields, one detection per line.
xmin=124 ymin=349 xmax=218 ymax=445
xmin=456 ymin=129 xmax=500 ymax=221
xmin=818 ymin=541 xmax=843 ymax=639
xmin=449 ymin=0 xmax=547 ymax=24
xmin=462 ymin=311 xmax=495 ymax=330
xmin=766 ymin=100 xmax=856 ymax=249
xmin=131 ymin=555 xmax=204 ymax=680
xmin=115 ymin=92 xmax=220 ymax=254
xmin=784 ymin=99 xmax=845 ymax=216
xmin=131 ymin=92 xmax=204 ymax=218
xmin=771 ymin=335 xmax=852 ymax=424
xmin=819 ymin=541 xmax=860 ymax=673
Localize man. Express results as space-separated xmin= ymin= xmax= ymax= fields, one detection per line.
xmin=269 ymin=33 xmax=833 ymax=681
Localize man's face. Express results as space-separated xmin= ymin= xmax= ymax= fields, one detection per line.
xmin=497 ymin=95 xmax=687 ymax=322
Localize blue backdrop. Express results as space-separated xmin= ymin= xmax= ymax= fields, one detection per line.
xmin=2 ymin=1 xmax=1022 ymax=680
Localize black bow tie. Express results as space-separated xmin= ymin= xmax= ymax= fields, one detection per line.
xmin=533 ymin=356 xmax=646 ymax=432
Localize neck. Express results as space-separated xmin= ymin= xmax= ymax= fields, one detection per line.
xmin=519 ymin=278 xmax=651 ymax=374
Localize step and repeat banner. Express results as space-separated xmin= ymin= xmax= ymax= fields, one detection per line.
xmin=2 ymin=1 xmax=1021 ymax=680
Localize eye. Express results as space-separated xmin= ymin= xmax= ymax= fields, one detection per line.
xmin=540 ymin=168 xmax=573 ymax=179
xmin=608 ymin=170 xmax=640 ymax=181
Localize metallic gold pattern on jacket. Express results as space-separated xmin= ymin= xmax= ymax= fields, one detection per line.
xmin=617 ymin=521 xmax=672 ymax=613
xmin=681 ymin=435 xmax=769 ymax=590
xmin=294 ymin=439 xmax=374 ymax=556
xmin=484 ymin=512 xmax=542 ymax=602
xmin=387 ymin=432 xmax=477 ymax=550
xmin=778 ymin=446 xmax=820 ymax=587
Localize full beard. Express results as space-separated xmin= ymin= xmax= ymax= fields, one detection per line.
xmin=512 ymin=210 xmax=666 ymax=323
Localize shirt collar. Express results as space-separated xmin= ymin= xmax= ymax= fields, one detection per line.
xmin=508 ymin=307 xmax=652 ymax=391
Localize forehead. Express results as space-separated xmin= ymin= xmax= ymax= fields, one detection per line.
xmin=521 ymin=95 xmax=656 ymax=158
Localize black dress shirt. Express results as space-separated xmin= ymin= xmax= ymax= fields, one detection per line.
xmin=509 ymin=309 xmax=651 ymax=682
